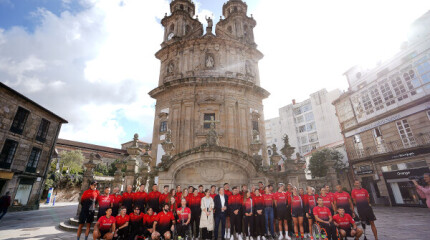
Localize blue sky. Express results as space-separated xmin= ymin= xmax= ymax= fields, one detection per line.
xmin=1 ymin=0 xmax=429 ymax=148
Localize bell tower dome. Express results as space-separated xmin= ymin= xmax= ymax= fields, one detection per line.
xmin=161 ymin=0 xmax=203 ymax=46
xmin=216 ymin=0 xmax=256 ymax=47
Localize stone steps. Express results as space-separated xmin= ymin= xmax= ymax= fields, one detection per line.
xmin=59 ymin=217 xmax=96 ymax=232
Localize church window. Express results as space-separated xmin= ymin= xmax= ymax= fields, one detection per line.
xmin=0 ymin=139 xmax=18 ymax=169
xmin=10 ymin=107 xmax=30 ymax=135
xmin=180 ymin=4 xmax=184 ymax=10
xmin=36 ymin=118 xmax=50 ymax=143
xmin=204 ymin=113 xmax=215 ymax=129
xmin=26 ymin=147 xmax=42 ymax=173
xmin=252 ymin=120 xmax=259 ymax=131
xmin=160 ymin=121 xmax=167 ymax=133
xmin=170 ymin=24 xmax=174 ymax=32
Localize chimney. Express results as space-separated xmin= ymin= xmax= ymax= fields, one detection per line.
xmin=292 ymin=99 xmax=296 ymax=105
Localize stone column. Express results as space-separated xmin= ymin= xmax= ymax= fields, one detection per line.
xmin=113 ymin=161 xmax=125 ymax=191
xmin=125 ymin=157 xmax=137 ymax=190
xmin=76 ymin=154 xmax=96 ymax=217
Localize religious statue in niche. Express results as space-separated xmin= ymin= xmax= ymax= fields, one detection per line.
xmin=167 ymin=62 xmax=174 ymax=74
xmin=206 ymin=54 xmax=215 ymax=69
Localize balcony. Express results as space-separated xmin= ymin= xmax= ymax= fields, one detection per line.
xmin=348 ymin=132 xmax=430 ymax=161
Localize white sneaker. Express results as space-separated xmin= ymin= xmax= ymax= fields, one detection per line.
xmin=257 ymin=236 xmax=261 ymax=240
xmin=262 ymin=236 xmax=266 ymax=240
xmin=230 ymin=235 xmax=234 ymax=240
xmin=246 ymin=237 xmax=250 ymax=240
xmin=238 ymin=234 xmax=243 ymax=240
xmin=284 ymin=235 xmax=291 ymax=240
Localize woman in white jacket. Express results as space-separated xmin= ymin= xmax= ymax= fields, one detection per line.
xmin=200 ymin=189 xmax=215 ymax=240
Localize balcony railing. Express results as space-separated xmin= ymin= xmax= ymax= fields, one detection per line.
xmin=348 ymin=132 xmax=430 ymax=161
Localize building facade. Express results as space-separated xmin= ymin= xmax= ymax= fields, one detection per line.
xmin=149 ymin=0 xmax=270 ymax=188
xmin=0 ymin=83 xmax=67 ymax=211
xmin=333 ymin=11 xmax=430 ymax=207
xmin=265 ymin=88 xmax=344 ymax=157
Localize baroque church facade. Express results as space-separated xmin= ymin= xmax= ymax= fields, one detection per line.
xmin=149 ymin=0 xmax=271 ymax=187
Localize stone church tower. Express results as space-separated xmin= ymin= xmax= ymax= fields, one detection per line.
xmin=149 ymin=0 xmax=270 ymax=187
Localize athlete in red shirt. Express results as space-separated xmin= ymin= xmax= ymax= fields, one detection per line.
xmin=198 ymin=185 xmax=205 ymax=199
xmin=320 ymin=188 xmax=335 ymax=215
xmin=291 ymin=187 xmax=304 ymax=239
xmin=333 ymin=185 xmax=354 ymax=217
xmin=77 ymin=181 xmax=99 ymax=240
xmin=243 ymin=191 xmax=253 ymax=238
xmin=97 ymin=187 xmax=113 ymax=219
xmin=351 ymin=180 xmax=378 ymax=240
xmin=122 ymin=185 xmax=134 ymax=214
xmin=274 ymin=185 xmax=290 ymax=239
xmin=159 ymin=185 xmax=170 ymax=206
xmin=253 ymin=189 xmax=265 ymax=238
xmin=258 ymin=182 xmax=265 ymax=195
xmin=110 ymin=187 xmax=122 ymax=216
xmin=148 ymin=184 xmax=161 ymax=213
xmin=240 ymin=185 xmax=249 ymax=197
xmin=153 ymin=203 xmax=175 ymax=240
xmin=313 ymin=197 xmax=337 ymax=240
xmin=263 ymin=186 xmax=275 ymax=237
xmin=189 ymin=188 xmax=202 ymax=238
xmin=304 ymin=186 xmax=318 ymax=240
xmin=129 ymin=206 xmax=145 ymax=239
xmin=134 ymin=184 xmax=148 ymax=213
xmin=114 ymin=207 xmax=129 ymax=239
xmin=210 ymin=185 xmax=217 ymax=199
xmin=333 ymin=208 xmax=363 ymax=240
xmin=143 ymin=207 xmax=157 ymax=238
xmin=229 ymin=187 xmax=243 ymax=237
xmin=223 ymin=183 xmax=232 ymax=238
xmin=176 ymin=185 xmax=182 ymax=201
xmin=94 ymin=207 xmax=116 ymax=240
xmin=177 ymin=198 xmax=191 ymax=239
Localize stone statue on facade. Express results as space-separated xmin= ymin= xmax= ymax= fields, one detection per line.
xmin=206 ymin=55 xmax=214 ymax=68
xmin=206 ymin=123 xmax=219 ymax=146
xmin=206 ymin=16 xmax=213 ymax=28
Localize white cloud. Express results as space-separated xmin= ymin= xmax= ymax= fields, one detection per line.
xmin=250 ymin=0 xmax=430 ymax=119
xmin=0 ymin=0 xmax=170 ymax=147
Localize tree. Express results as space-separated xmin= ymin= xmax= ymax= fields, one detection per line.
xmin=280 ymin=134 xmax=295 ymax=160
xmin=308 ymin=148 xmax=345 ymax=178
xmin=59 ymin=150 xmax=84 ymax=174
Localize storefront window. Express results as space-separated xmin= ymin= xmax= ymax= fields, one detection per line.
xmin=389 ymin=181 xmax=421 ymax=205
xmin=13 ymin=179 xmax=34 ymax=206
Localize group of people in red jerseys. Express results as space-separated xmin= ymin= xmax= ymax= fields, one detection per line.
xmin=76 ymin=179 xmax=378 ymax=240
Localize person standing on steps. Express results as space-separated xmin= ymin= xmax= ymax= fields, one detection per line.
xmin=77 ymin=181 xmax=99 ymax=240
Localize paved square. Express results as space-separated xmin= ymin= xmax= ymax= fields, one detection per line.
xmin=0 ymin=204 xmax=428 ymax=240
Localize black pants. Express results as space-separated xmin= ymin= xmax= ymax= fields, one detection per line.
xmin=214 ymin=213 xmax=226 ymax=239
xmin=230 ymin=212 xmax=242 ymax=234
xmin=177 ymin=223 xmax=189 ymax=238
xmin=0 ymin=207 xmax=8 ymax=220
xmin=254 ymin=213 xmax=265 ymax=236
xmin=320 ymin=222 xmax=337 ymax=240
xmin=191 ymin=211 xmax=201 ymax=237
xmin=202 ymin=227 xmax=213 ymax=239
xmin=243 ymin=215 xmax=254 ymax=236
xmin=113 ymin=227 xmax=128 ymax=240
xmin=287 ymin=206 xmax=293 ymax=235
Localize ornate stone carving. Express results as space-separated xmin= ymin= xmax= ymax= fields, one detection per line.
xmin=205 ymin=54 xmax=215 ymax=69
xmin=200 ymin=167 xmax=224 ymax=182
xmin=161 ymin=129 xmax=175 ymax=156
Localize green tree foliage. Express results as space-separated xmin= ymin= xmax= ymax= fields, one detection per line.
xmin=308 ymin=148 xmax=346 ymax=178
xmin=59 ymin=150 xmax=84 ymax=174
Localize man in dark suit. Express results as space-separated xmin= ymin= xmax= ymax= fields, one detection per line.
xmin=214 ymin=187 xmax=228 ymax=240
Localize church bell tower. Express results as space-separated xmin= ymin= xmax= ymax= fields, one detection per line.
xmin=149 ymin=0 xmax=270 ymax=187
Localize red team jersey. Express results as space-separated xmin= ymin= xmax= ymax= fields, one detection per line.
xmin=110 ymin=194 xmax=122 ymax=207
xmin=177 ymin=207 xmax=191 ymax=223
xmin=80 ymin=189 xmax=99 ymax=210
xmin=333 ymin=213 xmax=355 ymax=230
xmin=351 ymin=188 xmax=370 ymax=209
xmin=129 ymin=212 xmax=144 ymax=225
xmin=198 ymin=192 xmax=205 ymax=199
xmin=97 ymin=194 xmax=113 ymax=210
xmin=210 ymin=193 xmax=217 ymax=199
xmin=253 ymin=195 xmax=264 ymax=212
xmin=97 ymin=216 xmax=116 ymax=231
xmin=273 ymin=192 xmax=288 ymax=208
xmin=334 ymin=191 xmax=351 ymax=210
xmin=155 ymin=211 xmax=175 ymax=230
xmin=285 ymin=191 xmax=292 ymax=205
xmin=320 ymin=195 xmax=333 ymax=210
xmin=143 ymin=213 xmax=157 ymax=227
xmin=313 ymin=206 xmax=332 ymax=221
xmin=291 ymin=195 xmax=304 ymax=212
xmin=115 ymin=214 xmax=129 ymax=227
xmin=122 ymin=192 xmax=134 ymax=209
xmin=147 ymin=191 xmax=161 ymax=211
xmin=229 ymin=194 xmax=243 ymax=214
xmin=159 ymin=193 xmax=169 ymax=205
xmin=304 ymin=194 xmax=318 ymax=213
xmin=243 ymin=198 xmax=254 ymax=214
xmin=133 ymin=191 xmax=148 ymax=209
xmin=263 ymin=193 xmax=274 ymax=208
xmin=224 ymin=190 xmax=233 ymax=197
